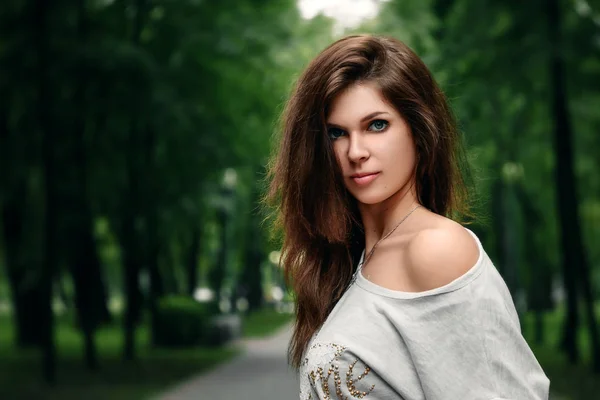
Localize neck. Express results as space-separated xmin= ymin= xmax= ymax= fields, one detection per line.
xmin=358 ymin=182 xmax=419 ymax=253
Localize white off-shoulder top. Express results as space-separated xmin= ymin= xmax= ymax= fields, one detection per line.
xmin=299 ymin=228 xmax=550 ymax=400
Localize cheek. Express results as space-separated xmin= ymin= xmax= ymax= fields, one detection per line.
xmin=386 ymin=134 xmax=415 ymax=163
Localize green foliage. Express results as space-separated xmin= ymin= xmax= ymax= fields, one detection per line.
xmin=523 ymin=305 xmax=600 ymax=399
xmin=154 ymin=296 xmax=219 ymax=348
xmin=0 ymin=315 xmax=239 ymax=400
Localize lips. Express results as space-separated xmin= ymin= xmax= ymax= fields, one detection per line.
xmin=350 ymin=172 xmax=380 ymax=185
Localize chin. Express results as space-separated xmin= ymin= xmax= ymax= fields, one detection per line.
xmin=350 ymin=190 xmax=390 ymax=205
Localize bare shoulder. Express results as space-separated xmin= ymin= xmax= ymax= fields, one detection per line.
xmin=404 ymin=221 xmax=480 ymax=291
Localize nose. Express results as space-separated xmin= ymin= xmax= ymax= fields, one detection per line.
xmin=347 ymin=132 xmax=369 ymax=163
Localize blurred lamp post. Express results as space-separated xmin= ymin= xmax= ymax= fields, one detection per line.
xmin=209 ymin=169 xmax=237 ymax=311
xmin=269 ymin=250 xmax=291 ymax=312
xmin=269 ymin=250 xmax=283 ymax=291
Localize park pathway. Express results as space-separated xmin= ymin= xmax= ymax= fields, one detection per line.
xmin=155 ymin=322 xmax=298 ymax=400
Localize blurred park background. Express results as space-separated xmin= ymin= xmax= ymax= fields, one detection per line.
xmin=0 ymin=0 xmax=599 ymax=399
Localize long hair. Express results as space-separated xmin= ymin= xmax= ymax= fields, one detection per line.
xmin=265 ymin=35 xmax=472 ymax=369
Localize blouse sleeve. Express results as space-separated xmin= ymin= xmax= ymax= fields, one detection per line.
xmin=387 ymin=279 xmax=550 ymax=400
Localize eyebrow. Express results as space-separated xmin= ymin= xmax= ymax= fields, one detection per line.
xmin=327 ymin=111 xmax=390 ymax=127
xmin=360 ymin=111 xmax=389 ymax=122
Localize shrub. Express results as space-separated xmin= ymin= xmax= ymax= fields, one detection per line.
xmin=153 ymin=296 xmax=219 ymax=348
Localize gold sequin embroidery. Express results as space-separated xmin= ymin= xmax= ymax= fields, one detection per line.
xmin=301 ymin=342 xmax=375 ymax=399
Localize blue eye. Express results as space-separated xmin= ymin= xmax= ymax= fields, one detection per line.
xmin=327 ymin=127 xmax=345 ymax=140
xmin=369 ymin=119 xmax=388 ymax=132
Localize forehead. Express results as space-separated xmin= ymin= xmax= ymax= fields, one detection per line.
xmin=327 ymin=83 xmax=396 ymax=123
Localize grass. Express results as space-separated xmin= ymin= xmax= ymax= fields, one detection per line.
xmin=242 ymin=306 xmax=294 ymax=338
xmin=0 ymin=306 xmax=295 ymax=400
xmin=522 ymin=305 xmax=600 ymax=400
xmin=0 ymin=314 xmax=240 ymax=400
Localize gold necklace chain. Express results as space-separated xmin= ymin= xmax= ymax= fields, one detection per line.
xmin=360 ymin=204 xmax=421 ymax=270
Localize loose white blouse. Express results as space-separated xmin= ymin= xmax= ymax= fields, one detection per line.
xmin=299 ymin=229 xmax=550 ymax=400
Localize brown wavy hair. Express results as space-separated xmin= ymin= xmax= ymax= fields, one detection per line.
xmin=265 ymin=35 xmax=472 ymax=369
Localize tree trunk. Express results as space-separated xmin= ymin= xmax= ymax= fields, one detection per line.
xmin=241 ymin=184 xmax=265 ymax=312
xmin=243 ymin=237 xmax=264 ymax=313
xmin=121 ymin=124 xmax=142 ymax=360
xmin=36 ymin=0 xmax=57 ymax=384
xmin=210 ymin=208 xmax=227 ymax=302
xmin=65 ymin=0 xmax=103 ymax=371
xmin=1 ymin=183 xmax=46 ymax=347
xmin=162 ymin=241 xmax=180 ymax=294
xmin=502 ymin=184 xmax=520 ymax=307
xmin=186 ymin=225 xmax=201 ymax=297
xmin=68 ymin=213 xmax=103 ymax=370
xmin=144 ymin=127 xmax=163 ymax=346
xmin=490 ymin=179 xmax=507 ymax=275
xmin=515 ymin=183 xmax=554 ymax=344
xmin=147 ymin=218 xmax=162 ymax=346
xmin=0 ymin=48 xmax=46 ymax=349
xmin=0 ymin=98 xmax=8 ymax=194
xmin=546 ymin=0 xmax=600 ymax=369
xmin=121 ymin=0 xmax=148 ymax=361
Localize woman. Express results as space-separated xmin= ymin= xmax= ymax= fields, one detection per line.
xmin=267 ymin=35 xmax=550 ymax=399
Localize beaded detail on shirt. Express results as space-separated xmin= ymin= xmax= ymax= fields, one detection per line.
xmin=300 ymin=342 xmax=376 ymax=399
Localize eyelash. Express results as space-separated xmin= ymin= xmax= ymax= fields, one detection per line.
xmin=327 ymin=119 xmax=389 ymax=140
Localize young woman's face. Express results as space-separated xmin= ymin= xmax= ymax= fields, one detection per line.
xmin=326 ymin=82 xmax=417 ymax=206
